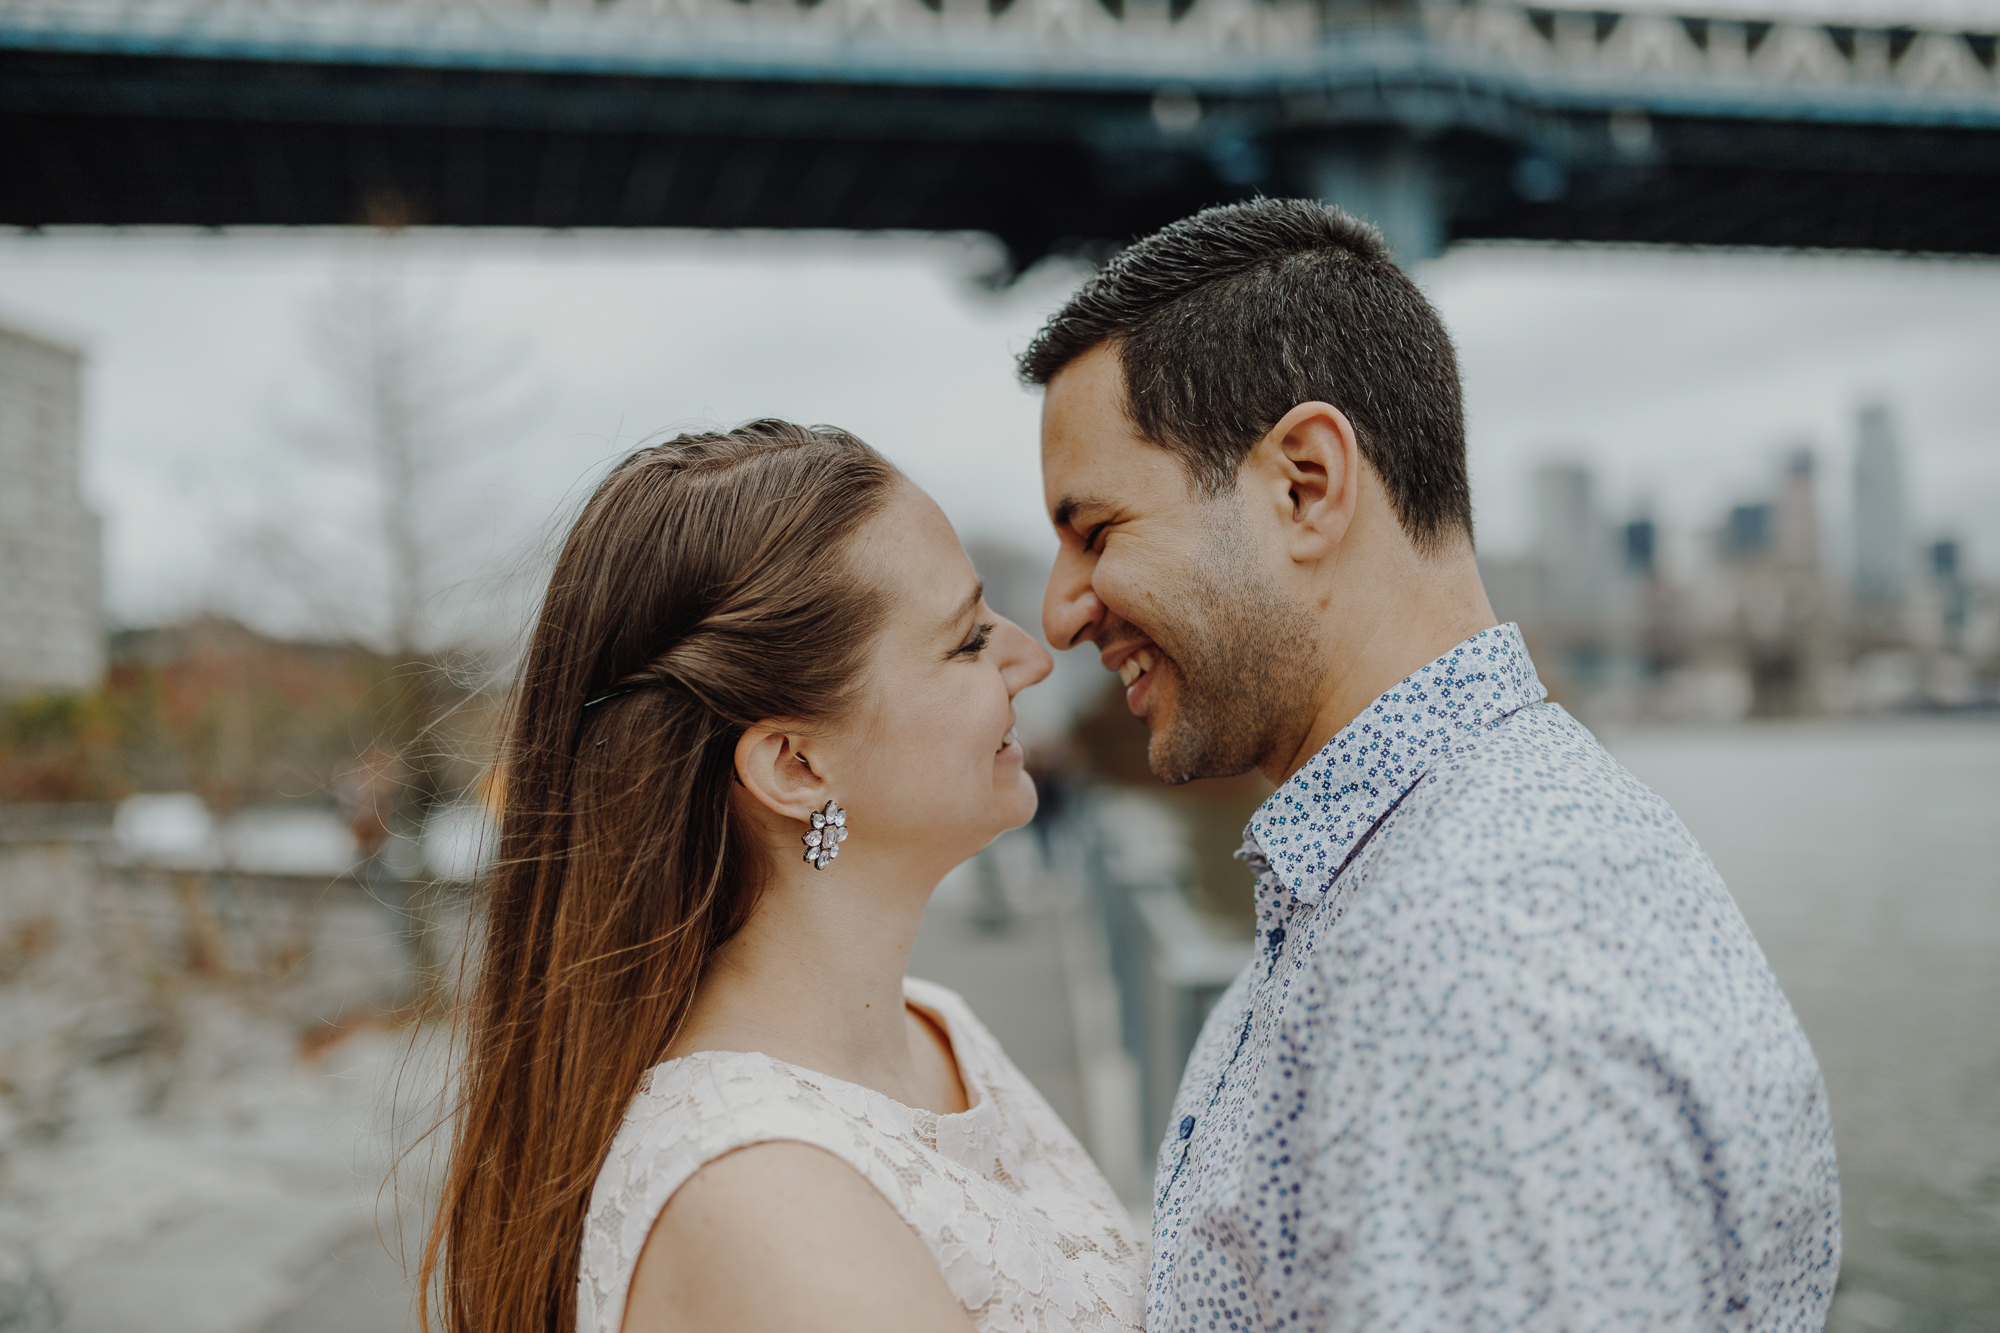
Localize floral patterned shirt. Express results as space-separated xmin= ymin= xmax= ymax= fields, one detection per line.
xmin=1148 ymin=624 xmax=1840 ymax=1331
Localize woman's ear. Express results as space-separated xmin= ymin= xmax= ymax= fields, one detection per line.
xmin=734 ymin=724 xmax=830 ymax=823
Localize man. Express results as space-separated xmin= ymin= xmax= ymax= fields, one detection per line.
xmin=1025 ymin=199 xmax=1839 ymax=1330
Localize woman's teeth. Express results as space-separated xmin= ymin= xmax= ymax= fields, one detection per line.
xmin=997 ymin=726 xmax=1017 ymax=753
xmin=1118 ymin=648 xmax=1159 ymax=688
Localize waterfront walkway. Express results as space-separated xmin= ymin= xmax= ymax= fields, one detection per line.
xmin=262 ymin=828 xmax=1115 ymax=1332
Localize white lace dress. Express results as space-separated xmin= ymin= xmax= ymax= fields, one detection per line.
xmin=577 ymin=977 xmax=1145 ymax=1333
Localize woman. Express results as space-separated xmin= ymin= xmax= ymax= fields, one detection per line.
xmin=421 ymin=421 xmax=1144 ymax=1333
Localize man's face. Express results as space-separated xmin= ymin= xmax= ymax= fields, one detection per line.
xmin=1040 ymin=346 xmax=1320 ymax=785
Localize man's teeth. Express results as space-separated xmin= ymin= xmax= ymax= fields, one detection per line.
xmin=1117 ymin=648 xmax=1159 ymax=688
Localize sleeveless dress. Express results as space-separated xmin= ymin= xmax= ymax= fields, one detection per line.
xmin=577 ymin=978 xmax=1145 ymax=1333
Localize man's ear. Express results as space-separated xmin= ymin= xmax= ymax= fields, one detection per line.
xmin=734 ymin=723 xmax=830 ymax=824
xmin=1245 ymin=401 xmax=1360 ymax=564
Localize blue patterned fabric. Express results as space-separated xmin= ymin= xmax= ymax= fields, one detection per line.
xmin=1147 ymin=624 xmax=1840 ymax=1331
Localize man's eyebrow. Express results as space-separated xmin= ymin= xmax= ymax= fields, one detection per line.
xmin=1052 ymin=494 xmax=1114 ymax=532
xmin=940 ymin=581 xmax=985 ymax=636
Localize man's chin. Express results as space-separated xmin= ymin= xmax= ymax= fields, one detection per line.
xmin=1145 ymin=702 xmax=1263 ymax=786
xmin=1146 ymin=725 xmax=1218 ymax=787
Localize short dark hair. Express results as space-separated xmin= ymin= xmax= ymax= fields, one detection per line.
xmin=1019 ymin=198 xmax=1472 ymax=553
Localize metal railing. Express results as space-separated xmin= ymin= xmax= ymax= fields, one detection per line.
xmin=4 ymin=0 xmax=1992 ymax=102
xmin=1076 ymin=786 xmax=1252 ymax=1159
xmin=1431 ymin=5 xmax=2000 ymax=96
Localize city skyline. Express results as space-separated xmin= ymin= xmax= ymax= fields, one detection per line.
xmin=1482 ymin=403 xmax=1995 ymax=721
xmin=0 ymin=228 xmax=1994 ymax=650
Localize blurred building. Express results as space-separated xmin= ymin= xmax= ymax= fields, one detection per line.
xmin=1481 ymin=460 xmax=1658 ymax=719
xmin=1895 ymin=535 xmax=1999 ymax=709
xmin=1852 ymin=401 xmax=1908 ymax=642
xmin=1839 ymin=404 xmax=1999 ymax=710
xmin=1532 ymin=463 xmax=1606 ymax=628
xmin=1710 ymin=449 xmax=1835 ymax=717
xmin=1927 ymin=540 xmax=1969 ymax=653
xmin=1485 ymin=405 xmax=1994 ymax=724
xmin=0 ymin=320 xmax=102 ymax=698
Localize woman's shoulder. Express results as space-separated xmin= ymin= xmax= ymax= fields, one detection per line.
xmin=621 ymin=1139 xmax=976 ymax=1333
xmin=636 ymin=1047 xmax=880 ymax=1125
xmin=580 ymin=1050 xmax=921 ymax=1333
xmin=594 ymin=1050 xmax=907 ymax=1204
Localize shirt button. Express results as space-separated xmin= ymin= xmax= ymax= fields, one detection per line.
xmin=1179 ymin=1116 xmax=1196 ymax=1140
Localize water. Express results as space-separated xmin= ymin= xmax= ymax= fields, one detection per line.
xmin=1605 ymin=717 xmax=2000 ymax=1333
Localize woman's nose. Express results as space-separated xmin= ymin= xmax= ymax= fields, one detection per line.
xmin=998 ymin=617 xmax=1054 ymax=694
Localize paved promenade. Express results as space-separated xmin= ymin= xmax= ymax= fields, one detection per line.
xmin=263 ymin=829 xmax=1110 ymax=1332
xmin=908 ymin=832 xmax=1088 ymax=1143
xmin=0 ymin=823 xmax=1119 ymax=1333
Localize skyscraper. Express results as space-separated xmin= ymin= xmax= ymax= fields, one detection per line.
xmin=0 ymin=320 xmax=103 ymax=697
xmin=1853 ymin=402 xmax=1907 ymax=609
xmin=1622 ymin=518 xmax=1657 ymax=577
xmin=1775 ymin=447 xmax=1819 ymax=570
xmin=1533 ymin=461 xmax=1602 ymax=622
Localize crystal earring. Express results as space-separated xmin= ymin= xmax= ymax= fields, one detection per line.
xmin=802 ymin=799 xmax=848 ymax=870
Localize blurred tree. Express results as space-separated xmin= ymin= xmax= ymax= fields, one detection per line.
xmin=254 ymin=234 xmax=536 ymax=660
xmin=235 ymin=234 xmax=534 ymax=841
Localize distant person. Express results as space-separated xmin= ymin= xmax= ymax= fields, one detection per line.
xmin=341 ymin=748 xmax=399 ymax=863
xmin=1025 ymin=200 xmax=1840 ymax=1330
xmin=422 ymin=422 xmax=1143 ymax=1332
xmin=1025 ymin=736 xmax=1081 ymax=868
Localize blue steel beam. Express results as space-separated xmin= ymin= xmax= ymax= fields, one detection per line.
xmin=1 ymin=0 xmax=1996 ymax=260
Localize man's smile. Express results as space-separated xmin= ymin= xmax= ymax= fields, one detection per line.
xmin=1100 ymin=638 xmax=1169 ymax=718
xmin=1116 ymin=648 xmax=1158 ymax=689
xmin=1099 ymin=637 xmax=1159 ymax=685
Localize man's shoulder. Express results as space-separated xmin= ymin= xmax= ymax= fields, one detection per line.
xmin=1333 ymin=701 xmax=1737 ymax=969
xmin=1416 ymin=700 xmax=1697 ymax=862
xmin=1309 ymin=702 xmax=1807 ymax=1076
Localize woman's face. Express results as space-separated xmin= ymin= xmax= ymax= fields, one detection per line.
xmin=822 ymin=481 xmax=1052 ymax=869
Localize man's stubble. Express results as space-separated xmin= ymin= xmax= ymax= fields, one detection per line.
xmin=1145 ymin=505 xmax=1323 ymax=786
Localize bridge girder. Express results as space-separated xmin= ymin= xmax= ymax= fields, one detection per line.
xmin=3 ymin=0 xmax=1998 ymax=265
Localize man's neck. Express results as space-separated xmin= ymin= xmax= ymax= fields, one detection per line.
xmin=1268 ymin=539 xmax=1498 ymax=785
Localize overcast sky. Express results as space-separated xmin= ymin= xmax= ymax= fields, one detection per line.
xmin=2 ymin=227 xmax=1995 ymax=648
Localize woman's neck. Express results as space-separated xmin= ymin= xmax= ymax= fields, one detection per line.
xmin=666 ymin=845 xmax=952 ymax=1109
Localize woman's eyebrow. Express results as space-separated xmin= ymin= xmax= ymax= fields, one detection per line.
xmin=940 ymin=581 xmax=985 ymax=636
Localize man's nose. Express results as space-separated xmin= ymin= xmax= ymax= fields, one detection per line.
xmin=1042 ymin=545 xmax=1099 ymax=652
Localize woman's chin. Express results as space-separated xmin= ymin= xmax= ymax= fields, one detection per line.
xmin=920 ymin=777 xmax=1038 ymax=859
xmin=995 ymin=776 xmax=1040 ymax=833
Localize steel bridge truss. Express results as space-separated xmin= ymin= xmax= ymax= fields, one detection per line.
xmin=3 ymin=0 xmax=1997 ymax=263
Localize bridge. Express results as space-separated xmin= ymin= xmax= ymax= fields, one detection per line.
xmin=3 ymin=0 xmax=1997 ymax=267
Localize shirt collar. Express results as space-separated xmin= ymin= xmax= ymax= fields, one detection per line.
xmin=1244 ymin=623 xmax=1546 ymax=906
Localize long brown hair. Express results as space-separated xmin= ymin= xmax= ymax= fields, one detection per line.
xmin=420 ymin=421 xmax=899 ymax=1331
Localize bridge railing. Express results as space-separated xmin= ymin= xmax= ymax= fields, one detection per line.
xmin=3 ymin=0 xmax=1995 ymax=99
xmin=1427 ymin=4 xmax=1999 ymax=97
xmin=0 ymin=0 xmax=1322 ymax=58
